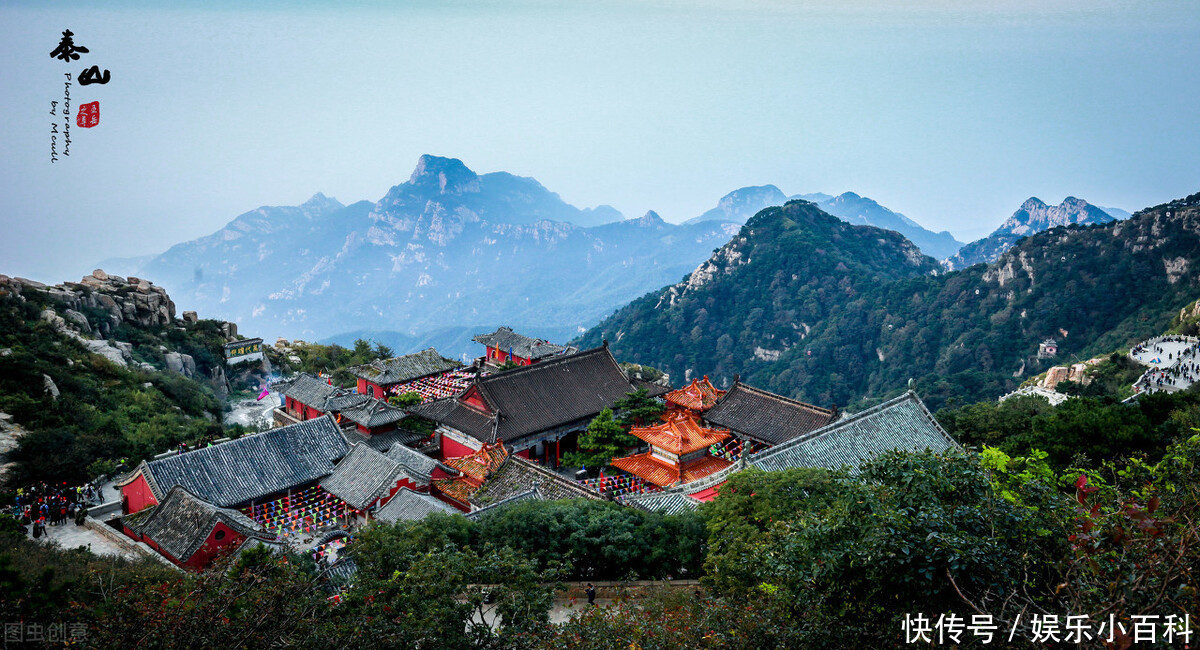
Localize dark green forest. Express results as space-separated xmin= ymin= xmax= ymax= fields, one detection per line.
xmin=577 ymin=195 xmax=1200 ymax=411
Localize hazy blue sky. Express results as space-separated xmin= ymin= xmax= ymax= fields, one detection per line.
xmin=2 ymin=0 xmax=1198 ymax=282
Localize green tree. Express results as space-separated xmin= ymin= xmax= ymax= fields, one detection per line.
xmin=563 ymin=408 xmax=638 ymax=471
xmin=388 ymin=391 xmax=424 ymax=408
xmin=611 ymin=388 xmax=664 ymax=427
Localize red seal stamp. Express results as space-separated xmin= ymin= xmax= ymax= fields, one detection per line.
xmin=77 ymin=101 xmax=99 ymax=128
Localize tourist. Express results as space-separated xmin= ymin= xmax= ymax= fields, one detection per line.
xmin=586 ymin=583 xmax=596 ymax=605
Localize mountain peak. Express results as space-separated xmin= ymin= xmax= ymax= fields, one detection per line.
xmin=685 ymin=185 xmax=788 ymax=225
xmin=638 ymin=210 xmax=666 ymax=226
xmin=301 ymin=192 xmax=343 ymax=211
xmin=944 ymin=195 xmax=1116 ymax=270
xmin=408 ymin=155 xmax=480 ymax=194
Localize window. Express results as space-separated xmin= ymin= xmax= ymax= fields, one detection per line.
xmin=214 ymin=529 xmax=226 ymax=541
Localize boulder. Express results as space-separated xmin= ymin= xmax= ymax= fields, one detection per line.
xmin=81 ymin=339 xmax=128 ymax=367
xmin=182 ymin=311 xmax=198 ymax=324
xmin=114 ymin=341 xmax=135 ymax=364
xmin=165 ymin=351 xmax=185 ymax=375
xmin=43 ymin=374 xmax=60 ymax=400
xmin=91 ymin=268 xmax=109 ymax=281
xmin=163 ymin=351 xmax=196 ymax=378
xmin=64 ymin=309 xmax=91 ymax=334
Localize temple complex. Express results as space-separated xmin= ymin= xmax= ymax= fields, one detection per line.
xmin=411 ymin=344 xmax=646 ymax=465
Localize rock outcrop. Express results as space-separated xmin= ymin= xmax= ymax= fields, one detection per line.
xmin=1 ymin=270 xmax=175 ymax=338
xmin=165 ymin=351 xmax=197 ymax=378
xmin=1 ymin=271 xmax=188 ymax=375
xmin=0 ymin=412 xmax=27 ymax=483
xmin=42 ymin=374 xmax=60 ymax=400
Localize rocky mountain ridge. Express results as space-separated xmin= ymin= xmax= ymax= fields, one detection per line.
xmin=0 ymin=270 xmax=244 ymax=395
xmin=944 ymin=197 xmax=1119 ymax=270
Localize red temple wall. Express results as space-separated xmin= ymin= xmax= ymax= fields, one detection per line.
xmin=441 ymin=435 xmax=477 ymax=460
xmin=461 ymin=386 xmax=489 ymax=412
xmin=183 ymin=522 xmax=247 ymax=570
xmin=121 ymin=475 xmax=158 ymax=514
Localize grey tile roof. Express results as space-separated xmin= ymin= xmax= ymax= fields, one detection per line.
xmin=323 ymin=557 xmax=358 ymax=589
xmin=621 ymin=492 xmax=702 ymax=516
xmin=468 ymin=456 xmax=603 ymax=508
xmin=339 ymin=398 xmax=407 ymax=428
xmin=341 ymin=426 xmax=429 ymax=455
xmin=374 ymin=487 xmax=460 ymax=524
xmin=749 ymin=391 xmax=958 ymax=473
xmin=466 ymin=487 xmax=544 ymax=520
xmin=417 ymin=346 xmax=638 ymax=445
xmin=385 ymin=443 xmax=454 ymax=483
xmin=320 ymin=444 xmax=407 ymax=511
xmin=704 ymin=382 xmax=836 ymax=446
xmin=325 ymin=392 xmax=371 ymax=412
xmin=281 ymin=373 xmax=340 ymax=409
xmin=124 ymin=485 xmax=273 ymax=562
xmin=349 ymin=348 xmax=460 ymax=385
xmin=631 ymin=379 xmax=672 ymax=398
xmin=472 ymin=326 xmax=577 ymax=360
xmin=409 ymin=397 xmax=497 ymax=443
xmin=123 ymin=416 xmax=349 ymax=508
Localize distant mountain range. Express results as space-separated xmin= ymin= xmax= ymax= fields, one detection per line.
xmin=944 ymin=197 xmax=1123 ymax=270
xmin=576 ymin=192 xmax=1200 ymax=410
xmin=114 ymin=154 xmax=1139 ymax=362
xmin=685 ymin=185 xmax=964 ymax=259
xmin=133 ymin=156 xmax=738 ymax=357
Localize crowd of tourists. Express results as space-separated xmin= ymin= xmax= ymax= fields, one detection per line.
xmin=1132 ymin=336 xmax=1200 ymax=393
xmin=9 ymin=481 xmax=103 ymax=538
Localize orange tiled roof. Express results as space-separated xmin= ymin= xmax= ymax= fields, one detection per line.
xmin=610 ymin=453 xmax=733 ymax=488
xmin=436 ymin=442 xmax=509 ymax=506
xmin=665 ymin=376 xmax=725 ymax=412
xmin=443 ymin=442 xmax=509 ymax=481
xmin=433 ymin=477 xmax=477 ymax=505
xmin=629 ymin=411 xmax=731 ymax=456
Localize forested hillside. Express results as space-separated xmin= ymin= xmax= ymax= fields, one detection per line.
xmin=0 ymin=277 xmax=251 ymax=485
xmin=578 ymin=193 xmax=1200 ymax=409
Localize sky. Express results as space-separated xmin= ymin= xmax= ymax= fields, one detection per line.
xmin=2 ymin=0 xmax=1198 ymax=283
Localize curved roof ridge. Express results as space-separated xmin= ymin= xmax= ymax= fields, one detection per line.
xmin=717 ymin=381 xmax=832 ymax=415
xmin=751 ymin=391 xmax=912 ymax=460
